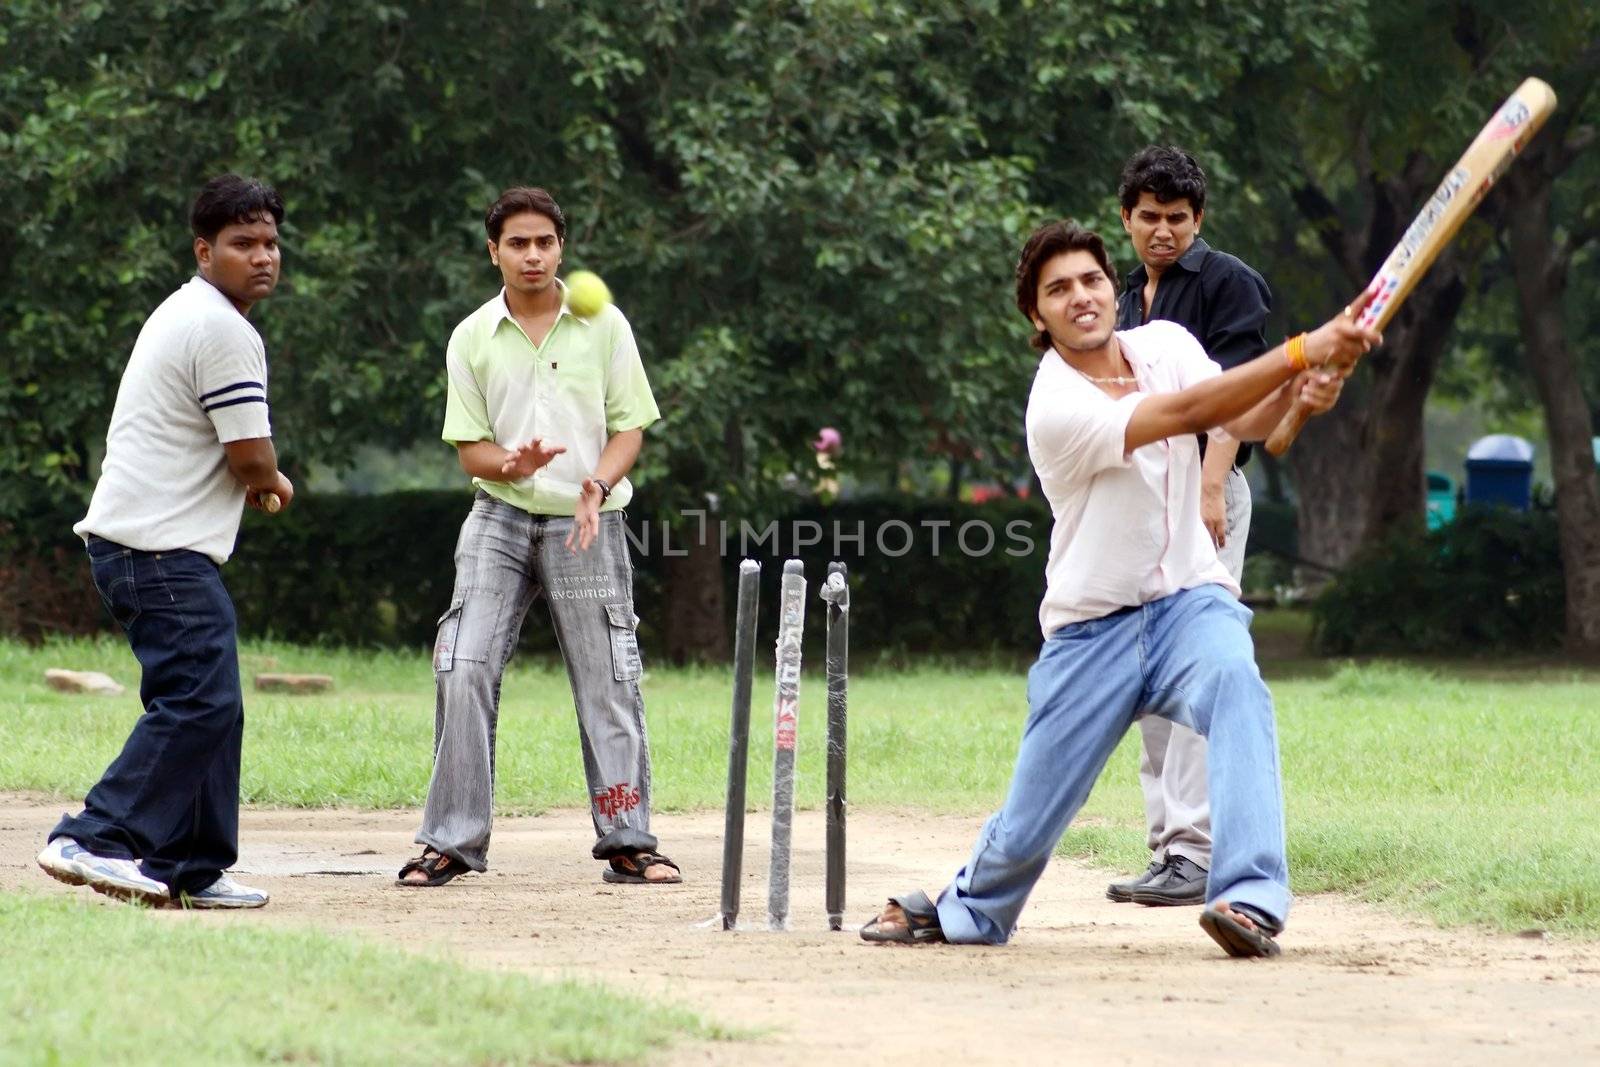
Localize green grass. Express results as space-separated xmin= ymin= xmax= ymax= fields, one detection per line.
xmin=0 ymin=893 xmax=710 ymax=1065
xmin=1066 ymin=659 xmax=1600 ymax=933
xmin=6 ymin=633 xmax=1600 ymax=934
xmin=0 ymin=636 xmax=1032 ymax=814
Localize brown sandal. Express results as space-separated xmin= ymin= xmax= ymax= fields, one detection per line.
xmin=860 ymin=890 xmax=946 ymax=944
xmin=396 ymin=849 xmax=471 ymax=887
xmin=603 ymin=851 xmax=682 ymax=884
xmin=1199 ymin=900 xmax=1282 ymax=958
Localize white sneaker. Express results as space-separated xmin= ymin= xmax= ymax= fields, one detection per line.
xmin=180 ymin=873 xmax=269 ymax=910
xmin=37 ymin=836 xmax=169 ymax=905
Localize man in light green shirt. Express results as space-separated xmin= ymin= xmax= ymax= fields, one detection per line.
xmin=399 ymin=186 xmax=678 ymax=888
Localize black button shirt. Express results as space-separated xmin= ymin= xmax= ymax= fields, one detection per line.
xmin=1115 ymin=237 xmax=1272 ymax=466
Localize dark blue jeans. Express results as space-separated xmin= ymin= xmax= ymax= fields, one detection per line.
xmin=51 ymin=537 xmax=244 ymax=896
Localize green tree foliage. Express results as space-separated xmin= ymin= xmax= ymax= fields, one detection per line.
xmin=0 ymin=0 xmax=1371 ymax=515
xmin=4 ymin=0 xmax=1595 ymax=652
xmin=0 ymin=1 xmax=1033 ymax=516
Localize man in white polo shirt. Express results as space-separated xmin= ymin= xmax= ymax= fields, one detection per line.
xmin=858 ymin=222 xmax=1377 ymax=957
xmin=398 ymin=187 xmax=677 ymax=888
xmin=37 ymin=175 xmax=294 ymax=910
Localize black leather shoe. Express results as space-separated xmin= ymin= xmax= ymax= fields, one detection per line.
xmin=1130 ymin=854 xmax=1208 ymax=906
xmin=1105 ymin=859 xmax=1168 ymax=903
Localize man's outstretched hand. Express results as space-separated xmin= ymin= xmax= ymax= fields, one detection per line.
xmin=500 ymin=438 xmax=566 ymax=480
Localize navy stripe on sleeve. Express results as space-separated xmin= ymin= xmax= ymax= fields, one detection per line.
xmin=203 ymin=396 xmax=268 ymax=413
xmin=199 ymin=381 xmax=265 ymax=402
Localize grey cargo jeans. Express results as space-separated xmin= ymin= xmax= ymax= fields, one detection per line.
xmin=415 ymin=492 xmax=657 ymax=870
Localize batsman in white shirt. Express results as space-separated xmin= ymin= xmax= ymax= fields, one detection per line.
xmin=860 ymin=222 xmax=1378 ymax=957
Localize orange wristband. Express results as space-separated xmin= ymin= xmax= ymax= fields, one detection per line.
xmin=1285 ymin=333 xmax=1309 ymax=371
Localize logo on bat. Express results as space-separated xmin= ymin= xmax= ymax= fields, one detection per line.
xmin=775 ymin=698 xmax=798 ymax=750
xmin=1489 ymin=99 xmax=1533 ymax=140
xmin=1387 ymin=167 xmax=1469 ymax=278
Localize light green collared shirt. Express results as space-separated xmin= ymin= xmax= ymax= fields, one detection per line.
xmin=442 ymin=281 xmax=660 ymax=516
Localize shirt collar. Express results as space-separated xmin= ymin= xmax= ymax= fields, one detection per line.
xmin=1044 ymin=337 xmax=1147 ymax=389
xmin=189 ymin=274 xmax=245 ymax=314
xmin=1123 ymin=235 xmax=1212 ymax=287
xmin=493 ymin=278 xmax=589 ymax=330
xmin=1175 ymin=235 xmax=1211 ymax=272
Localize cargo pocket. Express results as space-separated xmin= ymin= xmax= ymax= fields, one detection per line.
xmin=604 ymin=602 xmax=642 ymax=682
xmin=433 ymin=603 xmax=463 ymax=673
xmin=433 ymin=589 xmax=504 ymax=673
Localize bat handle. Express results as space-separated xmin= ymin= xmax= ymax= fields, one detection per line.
xmin=262 ymin=491 xmax=282 ymax=514
xmin=1265 ymin=357 xmax=1361 ymax=456
xmin=1264 ymin=399 xmax=1313 ymax=456
xmin=1266 ymin=299 xmax=1377 ymax=456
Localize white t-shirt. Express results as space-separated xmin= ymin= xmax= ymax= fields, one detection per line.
xmin=75 ymin=276 xmax=272 ymax=564
xmin=1026 ymin=319 xmax=1239 ymax=636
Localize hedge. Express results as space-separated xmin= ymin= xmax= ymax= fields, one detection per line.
xmin=1311 ymin=506 xmax=1564 ymax=655
xmin=1 ymin=488 xmax=1055 ymax=657
xmin=15 ymin=487 xmax=1558 ymax=660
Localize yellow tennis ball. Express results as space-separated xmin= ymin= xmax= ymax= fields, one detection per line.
xmin=565 ymin=270 xmax=612 ymax=318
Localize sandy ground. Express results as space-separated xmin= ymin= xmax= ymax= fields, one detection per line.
xmin=7 ymin=795 xmax=1600 ymax=1066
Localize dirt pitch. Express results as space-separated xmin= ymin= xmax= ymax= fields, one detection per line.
xmin=6 ymin=795 xmax=1599 ymax=1065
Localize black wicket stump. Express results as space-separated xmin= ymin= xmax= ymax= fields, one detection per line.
xmin=719 ymin=559 xmax=761 ymax=930
xmin=822 ymin=561 xmax=850 ymax=930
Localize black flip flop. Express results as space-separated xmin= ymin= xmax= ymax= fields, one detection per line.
xmin=396 ymin=850 xmax=471 ymax=887
xmin=1199 ymin=901 xmax=1282 ymax=958
xmin=860 ymin=890 xmax=946 ymax=944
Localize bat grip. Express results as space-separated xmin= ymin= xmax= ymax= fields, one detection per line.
xmin=1264 ymin=399 xmax=1313 ymax=456
xmin=262 ymin=492 xmax=282 ymax=514
xmin=1266 ymin=301 xmax=1377 ymax=456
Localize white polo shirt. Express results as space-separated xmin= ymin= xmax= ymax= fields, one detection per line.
xmin=75 ymin=276 xmax=272 ymax=564
xmin=1026 ymin=319 xmax=1238 ymax=636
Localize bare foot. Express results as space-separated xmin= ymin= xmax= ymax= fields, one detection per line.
xmin=604 ymin=851 xmax=682 ymax=884
xmin=640 ymin=860 xmax=677 ymax=882
xmin=399 ymin=854 xmax=437 ymax=885
xmin=860 ymin=892 xmax=944 ymax=943
xmin=869 ymin=901 xmax=909 ymax=934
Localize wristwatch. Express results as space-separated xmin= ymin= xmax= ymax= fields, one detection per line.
xmin=593 ymin=478 xmax=612 ymax=502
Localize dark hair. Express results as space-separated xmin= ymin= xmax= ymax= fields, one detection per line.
xmin=1117 ymin=145 xmax=1207 ymax=215
xmin=190 ymin=175 xmax=284 ymax=243
xmin=1014 ymin=222 xmax=1119 ymax=352
xmin=485 ymin=186 xmax=565 ymax=243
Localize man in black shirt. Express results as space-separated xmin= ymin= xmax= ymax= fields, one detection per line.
xmin=1106 ymin=145 xmax=1272 ymax=907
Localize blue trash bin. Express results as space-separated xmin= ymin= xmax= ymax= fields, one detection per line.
xmin=1464 ymin=434 xmax=1534 ymax=511
xmin=1425 ymin=471 xmax=1456 ymax=530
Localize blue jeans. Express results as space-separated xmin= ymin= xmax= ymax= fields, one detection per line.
xmin=936 ymin=584 xmax=1289 ymax=943
xmin=51 ymin=537 xmax=244 ymax=897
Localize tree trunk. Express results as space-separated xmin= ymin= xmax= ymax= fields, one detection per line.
xmin=662 ymin=517 xmax=730 ymax=663
xmin=1357 ymin=269 xmax=1467 ymax=545
xmin=1285 ymin=270 xmax=1467 ymax=572
xmin=1285 ymin=392 xmax=1371 ymax=573
xmin=1285 ymin=171 xmax=1481 ymax=571
xmin=1501 ymin=169 xmax=1600 ymax=655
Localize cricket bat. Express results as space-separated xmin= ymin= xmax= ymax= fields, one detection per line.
xmin=262 ymin=492 xmax=282 ymax=513
xmin=1264 ymin=76 xmax=1557 ymax=456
